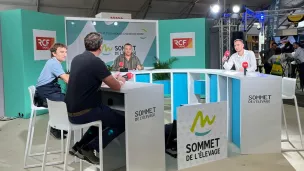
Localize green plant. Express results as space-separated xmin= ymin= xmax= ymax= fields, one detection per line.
xmin=107 ymin=65 xmax=113 ymax=71
xmin=153 ymin=57 xmax=178 ymax=81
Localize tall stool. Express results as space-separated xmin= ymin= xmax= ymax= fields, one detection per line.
xmin=42 ymin=99 xmax=103 ymax=171
xmin=281 ymin=77 xmax=304 ymax=152
xmin=24 ymin=86 xmax=64 ymax=168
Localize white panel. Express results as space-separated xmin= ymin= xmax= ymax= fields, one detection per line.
xmin=0 ymin=21 xmax=4 ymax=117
xmin=187 ymin=72 xmax=201 ymax=104
xmin=177 ymin=102 xmax=228 ymax=170
xmin=240 ymin=78 xmax=282 ymax=154
xmin=217 ymin=75 xmax=227 ymax=102
xmin=227 ymin=78 xmax=232 ymax=142
xmin=205 ymin=74 xmax=210 ymax=103
xmin=125 ymin=84 xmax=165 ymax=171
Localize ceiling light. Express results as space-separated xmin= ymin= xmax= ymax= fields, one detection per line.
xmin=211 ymin=4 xmax=220 ymax=13
xmin=232 ymin=5 xmax=240 ymax=13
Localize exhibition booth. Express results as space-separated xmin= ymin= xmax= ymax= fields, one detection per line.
xmin=0 ymin=9 xmax=283 ymax=171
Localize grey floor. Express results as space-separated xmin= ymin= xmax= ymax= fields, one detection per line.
xmin=0 ymin=99 xmax=303 ymax=171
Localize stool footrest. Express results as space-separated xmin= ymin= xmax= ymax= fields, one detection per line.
xmin=29 ymin=150 xmax=62 ymax=157
xmin=24 ymin=161 xmax=63 ymax=169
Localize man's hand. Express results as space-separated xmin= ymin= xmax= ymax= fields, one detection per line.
xmin=222 ymin=56 xmax=228 ymax=63
xmin=113 ymin=72 xmax=121 ymax=79
xmin=117 ymin=75 xmax=126 ymax=85
xmin=136 ymin=65 xmax=142 ymax=70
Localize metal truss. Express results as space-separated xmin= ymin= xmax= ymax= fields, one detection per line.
xmin=214 ymin=18 xmax=238 ymax=68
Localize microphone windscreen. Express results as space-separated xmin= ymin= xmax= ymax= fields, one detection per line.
xmin=242 ymin=62 xmax=248 ymax=68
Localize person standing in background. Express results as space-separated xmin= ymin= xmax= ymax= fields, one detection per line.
xmin=260 ymin=42 xmax=281 ymax=74
xmin=112 ymin=43 xmax=143 ymax=71
xmin=290 ymin=42 xmax=304 ymax=90
xmin=34 ymin=43 xmax=69 ymax=139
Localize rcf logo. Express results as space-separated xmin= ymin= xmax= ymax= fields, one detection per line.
xmin=172 ymin=38 xmax=193 ymax=49
xmin=190 ymin=111 xmax=216 ymax=136
xmin=36 ymin=37 xmax=54 ymax=50
xmin=248 ymin=95 xmax=271 ymax=104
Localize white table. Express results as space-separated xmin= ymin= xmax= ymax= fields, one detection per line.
xmin=125 ymin=69 xmax=282 ymax=154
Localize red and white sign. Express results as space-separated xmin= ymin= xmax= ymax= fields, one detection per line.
xmin=33 ymin=29 xmax=56 ymax=60
xmin=170 ymin=32 xmax=195 ymax=57
xmin=172 ymin=38 xmax=193 ymax=49
xmin=95 ymin=12 xmax=132 ymax=19
xmin=36 ymin=37 xmax=55 ymax=50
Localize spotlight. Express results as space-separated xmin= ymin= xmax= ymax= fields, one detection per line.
xmin=211 ymin=4 xmax=220 ymax=13
xmin=92 ymin=21 xmax=96 ymax=25
xmin=232 ymin=5 xmax=240 ymax=13
xmin=114 ymin=22 xmax=118 ymax=26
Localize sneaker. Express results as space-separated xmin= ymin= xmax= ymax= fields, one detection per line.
xmin=79 ymin=148 xmax=100 ymax=165
xmin=69 ymin=142 xmax=81 ymax=156
xmin=50 ymin=127 xmax=66 ymax=139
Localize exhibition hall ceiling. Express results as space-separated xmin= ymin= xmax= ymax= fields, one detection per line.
xmin=0 ymin=0 xmax=274 ymax=19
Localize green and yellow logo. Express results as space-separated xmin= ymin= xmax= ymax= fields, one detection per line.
xmin=140 ymin=28 xmax=147 ymax=39
xmin=190 ymin=111 xmax=216 ymax=136
xmin=102 ymin=44 xmax=113 ymax=55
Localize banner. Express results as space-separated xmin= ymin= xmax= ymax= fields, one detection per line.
xmin=177 ymin=102 xmax=227 ymax=170
xmin=66 ymin=20 xmax=157 ymax=69
xmin=33 ymin=29 xmax=56 ymax=60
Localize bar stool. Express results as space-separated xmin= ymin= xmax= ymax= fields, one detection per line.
xmin=42 ymin=99 xmax=103 ymax=171
xmin=24 ymin=86 xmax=63 ymax=168
xmin=281 ymin=77 xmax=304 ymax=152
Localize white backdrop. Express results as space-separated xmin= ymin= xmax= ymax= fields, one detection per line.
xmin=65 ymin=18 xmax=158 ymax=70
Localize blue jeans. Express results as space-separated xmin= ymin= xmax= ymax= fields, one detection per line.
xmin=69 ymin=104 xmax=125 ymax=151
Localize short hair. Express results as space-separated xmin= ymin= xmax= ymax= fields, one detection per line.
xmin=234 ymin=39 xmax=244 ymax=44
xmin=84 ymin=32 xmax=103 ymax=51
xmin=124 ymin=43 xmax=132 ymax=48
xmin=272 ymin=42 xmax=278 ymax=46
xmin=293 ymin=42 xmax=300 ymax=46
xmin=50 ymin=43 xmax=67 ymax=57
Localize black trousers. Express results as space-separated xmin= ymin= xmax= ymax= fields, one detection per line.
xmin=299 ymin=63 xmax=304 ymax=89
xmin=69 ymin=104 xmax=125 ymax=152
xmin=264 ymin=62 xmax=272 ymax=74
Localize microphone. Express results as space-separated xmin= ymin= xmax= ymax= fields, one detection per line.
xmin=242 ymin=62 xmax=248 ymax=76
xmin=122 ymin=72 xmax=133 ymax=81
xmin=224 ymin=50 xmax=230 ymax=57
xmin=119 ymin=62 xmax=124 ymax=68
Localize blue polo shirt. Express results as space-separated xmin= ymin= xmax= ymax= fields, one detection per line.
xmin=36 ymin=57 xmax=65 ymax=87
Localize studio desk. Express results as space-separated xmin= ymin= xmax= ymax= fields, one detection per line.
xmin=124 ymin=69 xmax=282 ymax=155
xmin=76 ymin=82 xmax=166 ymax=171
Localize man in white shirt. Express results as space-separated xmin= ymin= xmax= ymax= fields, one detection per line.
xmin=222 ymin=39 xmax=257 ymax=72
xmin=291 ymin=42 xmax=304 ymax=90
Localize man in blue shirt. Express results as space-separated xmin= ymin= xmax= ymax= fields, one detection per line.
xmin=34 ymin=43 xmax=69 ymax=139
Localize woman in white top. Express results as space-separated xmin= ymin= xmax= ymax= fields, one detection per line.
xmin=222 ymin=39 xmax=257 ymax=72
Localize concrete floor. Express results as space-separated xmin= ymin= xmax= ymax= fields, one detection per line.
xmin=0 ymin=102 xmax=303 ymax=171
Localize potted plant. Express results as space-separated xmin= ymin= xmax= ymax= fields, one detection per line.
xmin=152 ymin=57 xmax=178 ymax=97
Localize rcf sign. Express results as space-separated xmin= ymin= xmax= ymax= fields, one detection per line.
xmin=36 ymin=37 xmax=55 ymax=50
xmin=33 ymin=29 xmax=57 ymax=60
xmin=170 ymin=32 xmax=195 ymax=56
xmin=172 ymin=38 xmax=193 ymax=49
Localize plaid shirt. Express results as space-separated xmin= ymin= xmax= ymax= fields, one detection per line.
xmin=112 ymin=54 xmax=143 ymax=71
